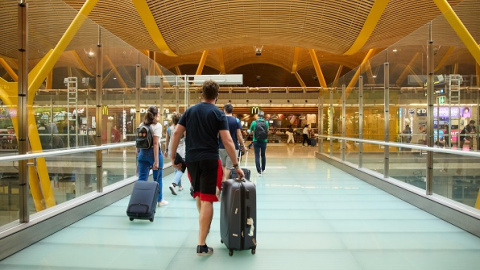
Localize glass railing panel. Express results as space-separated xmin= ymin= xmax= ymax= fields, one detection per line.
xmin=360 ymin=142 xmax=386 ymax=175
xmin=433 ymin=153 xmax=480 ymax=208
xmin=42 ymin=151 xmax=97 ymax=206
xmin=0 ymin=166 xmax=19 ymax=227
xmin=344 ymin=138 xmax=359 ymax=166
xmin=102 ymin=146 xmax=138 ymax=186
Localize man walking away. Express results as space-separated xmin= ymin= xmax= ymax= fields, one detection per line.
xmin=169 ymin=80 xmax=244 ymax=256
xmin=249 ymin=110 xmax=269 ymax=177
xmin=219 ymin=103 xmax=245 ymax=181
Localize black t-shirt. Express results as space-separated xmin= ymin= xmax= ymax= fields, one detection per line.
xmin=178 ymin=102 xmax=228 ymax=162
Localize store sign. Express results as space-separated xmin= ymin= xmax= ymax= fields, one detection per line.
xmin=416 ymin=108 xmax=427 ymax=116
xmin=251 ymin=106 xmax=261 ymax=115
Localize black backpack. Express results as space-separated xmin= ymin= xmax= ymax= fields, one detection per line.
xmin=136 ymin=123 xmax=154 ymax=149
xmin=255 ymin=119 xmax=268 ymax=141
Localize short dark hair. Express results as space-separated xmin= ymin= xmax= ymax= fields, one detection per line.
xmin=224 ymin=103 xmax=233 ymax=113
xmin=202 ymin=80 xmax=219 ymax=100
xmin=469 ymin=120 xmax=475 ymax=124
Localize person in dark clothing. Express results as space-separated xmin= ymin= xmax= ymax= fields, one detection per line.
xmin=460 ymin=120 xmax=476 ymax=150
xmin=219 ymin=103 xmax=245 ymax=181
xmin=169 ymin=80 xmax=244 ymax=256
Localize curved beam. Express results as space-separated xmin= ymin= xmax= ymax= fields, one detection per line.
xmin=292 ymin=47 xmax=301 ymax=72
xmin=343 ymin=0 xmax=390 ymax=55
xmin=227 ymin=60 xmax=290 ymax=73
xmin=71 ymin=50 xmax=94 ymax=76
xmin=434 ymin=46 xmax=454 ymax=72
xmin=196 ymin=50 xmax=208 ymax=75
xmin=0 ymin=58 xmax=18 ymax=82
xmin=217 ymin=49 xmax=226 ymax=74
xmin=132 ymin=0 xmax=177 ymax=57
xmin=309 ymin=49 xmax=327 ymax=88
xmin=433 ymin=0 xmax=480 ymax=65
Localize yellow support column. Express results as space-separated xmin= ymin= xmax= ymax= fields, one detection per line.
xmin=309 ymin=49 xmax=327 ymax=88
xmin=434 ymin=47 xmax=454 ymax=72
xmin=105 ymin=55 xmax=128 ymax=89
xmin=332 ymin=65 xmax=344 ymax=87
xmin=344 ymin=49 xmax=377 ymax=102
xmin=217 ymin=48 xmax=226 ymax=74
xmin=196 ymin=50 xmax=209 ymax=75
xmin=0 ymin=78 xmax=46 ymax=210
xmin=0 ymin=58 xmax=18 ymax=82
xmin=396 ymin=52 xmax=420 ymax=86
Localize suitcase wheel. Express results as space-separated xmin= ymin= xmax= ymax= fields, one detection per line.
xmin=129 ymin=217 xmax=134 ymax=221
xmin=251 ymin=248 xmax=256 ymax=255
xmin=229 ymin=249 xmax=233 ymax=256
xmin=149 ymin=218 xmax=154 ymax=222
xmin=220 ymin=240 xmax=223 ymax=243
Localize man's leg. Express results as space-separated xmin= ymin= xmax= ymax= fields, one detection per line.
xmin=253 ymin=142 xmax=261 ymax=174
xmin=198 ymin=200 xmax=213 ymax=245
xmin=260 ymin=142 xmax=267 ymax=172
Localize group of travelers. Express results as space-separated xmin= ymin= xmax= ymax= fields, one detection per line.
xmin=136 ymin=80 xmax=250 ymax=256
xmin=135 ymin=80 xmax=320 ymax=256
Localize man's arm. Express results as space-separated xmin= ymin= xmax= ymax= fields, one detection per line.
xmin=164 ymin=126 xmax=170 ymax=157
xmin=236 ymin=128 xmax=245 ymax=150
xmin=219 ymin=130 xmax=245 ymax=179
xmin=170 ymin=124 xmax=186 ymax=170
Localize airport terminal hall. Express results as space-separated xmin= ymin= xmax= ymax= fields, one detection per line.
xmin=2 ymin=0 xmax=480 ymax=269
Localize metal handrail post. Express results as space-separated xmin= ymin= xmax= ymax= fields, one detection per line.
xmin=384 ymin=62 xmax=390 ymax=178
xmin=426 ymin=22 xmax=434 ymax=195
xmin=95 ymin=26 xmax=103 ymax=193
xmin=359 ymin=76 xmax=364 ymax=168
xmin=18 ymin=0 xmax=29 ymax=223
xmin=341 ymin=84 xmax=346 ymax=161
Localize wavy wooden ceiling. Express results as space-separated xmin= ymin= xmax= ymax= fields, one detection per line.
xmin=1 ymin=0 xmax=478 ymax=87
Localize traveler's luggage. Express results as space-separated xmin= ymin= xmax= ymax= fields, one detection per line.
xmin=230 ymin=168 xmax=251 ymax=180
xmin=220 ymin=178 xmax=257 ymax=256
xmin=310 ymin=138 xmax=317 ymax=147
xmin=126 ymin=180 xmax=159 ymax=222
xmin=229 ymin=149 xmax=250 ymax=180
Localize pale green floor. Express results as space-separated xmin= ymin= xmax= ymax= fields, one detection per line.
xmin=1 ymin=145 xmax=480 ymax=270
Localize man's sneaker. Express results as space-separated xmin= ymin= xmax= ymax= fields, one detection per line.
xmin=197 ymin=245 xmax=213 ymax=256
xmin=158 ymin=200 xmax=169 ymax=207
xmin=257 ymin=172 xmax=262 ymax=177
xmin=178 ymin=186 xmax=183 ymax=191
xmin=169 ymin=184 xmax=177 ymax=195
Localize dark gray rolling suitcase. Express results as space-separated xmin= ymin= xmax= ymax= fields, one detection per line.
xmin=229 ymin=168 xmax=251 ymax=181
xmin=126 ymin=181 xmax=159 ymax=222
xmin=229 ymin=149 xmax=250 ymax=180
xmin=220 ymin=178 xmax=257 ymax=256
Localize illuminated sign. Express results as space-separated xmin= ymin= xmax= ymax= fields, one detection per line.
xmin=251 ymin=106 xmax=261 ymax=115
xmin=102 ymin=106 xmax=108 ymax=115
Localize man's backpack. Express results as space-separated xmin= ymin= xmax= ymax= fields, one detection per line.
xmin=255 ymin=119 xmax=268 ymax=141
xmin=136 ymin=123 xmax=154 ymax=149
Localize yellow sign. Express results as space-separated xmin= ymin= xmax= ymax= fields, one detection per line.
xmin=102 ymin=106 xmax=108 ymax=115
xmin=251 ymin=106 xmax=261 ymax=115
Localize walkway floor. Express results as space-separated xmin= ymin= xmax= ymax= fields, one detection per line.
xmin=1 ymin=145 xmax=480 ymax=270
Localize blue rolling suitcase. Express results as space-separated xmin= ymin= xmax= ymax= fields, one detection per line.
xmin=126 ymin=181 xmax=159 ymax=222
xmin=220 ymin=178 xmax=257 ymax=256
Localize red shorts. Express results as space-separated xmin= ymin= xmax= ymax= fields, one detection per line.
xmin=187 ymin=159 xmax=223 ymax=202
